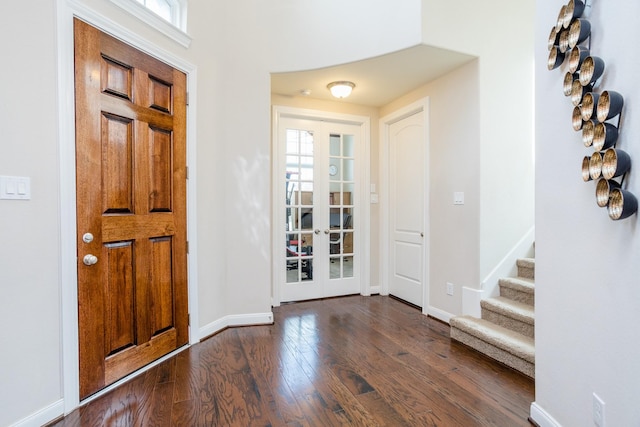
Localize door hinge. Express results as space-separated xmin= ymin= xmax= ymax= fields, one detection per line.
xmin=185 ymin=166 xmax=189 ymax=180
xmin=186 ymin=91 xmax=189 ymax=106
xmin=186 ymin=241 xmax=189 ymax=254
xmin=188 ymin=314 xmax=191 ymax=326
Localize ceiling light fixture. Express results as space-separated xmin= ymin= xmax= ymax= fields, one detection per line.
xmin=327 ymin=81 xmax=355 ymax=99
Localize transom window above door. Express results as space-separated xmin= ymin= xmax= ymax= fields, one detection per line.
xmin=110 ymin=0 xmax=191 ymax=47
xmin=134 ymin=0 xmax=180 ymax=25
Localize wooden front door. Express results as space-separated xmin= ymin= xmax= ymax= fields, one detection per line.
xmin=74 ymin=18 xmax=189 ymax=399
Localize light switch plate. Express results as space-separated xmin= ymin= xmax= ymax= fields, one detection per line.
xmin=453 ymin=191 xmax=464 ymax=205
xmin=0 ymin=176 xmax=31 ymax=200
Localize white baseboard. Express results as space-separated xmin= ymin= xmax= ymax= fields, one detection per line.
xmin=198 ymin=312 xmax=274 ymax=340
xmin=427 ymin=305 xmax=453 ymax=324
xmin=462 ymin=286 xmax=483 ymax=317
xmin=9 ymin=399 xmax=64 ymax=427
xmin=530 ymin=402 xmax=562 ymax=427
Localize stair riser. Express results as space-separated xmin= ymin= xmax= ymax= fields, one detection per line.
xmin=481 ymin=308 xmax=534 ymax=339
xmin=450 ymin=327 xmax=534 ymax=378
xmin=500 ymin=286 xmax=534 ymax=306
xmin=517 ymin=265 xmax=535 ymax=279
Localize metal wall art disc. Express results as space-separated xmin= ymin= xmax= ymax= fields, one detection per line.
xmin=580 ymin=92 xmax=599 ymax=121
xmin=582 ymin=120 xmax=596 ymax=147
xmin=569 ymin=46 xmax=589 ymax=73
xmin=602 ymin=148 xmax=631 ymax=180
xmin=608 ymin=189 xmax=638 ymax=220
xmin=596 ymin=91 xmax=624 ymax=122
xmin=579 ymin=56 xmax=605 ymax=86
xmin=589 ymin=152 xmax=603 ymax=180
xmin=593 ymin=123 xmax=618 ymax=151
xmin=582 ymin=156 xmax=592 ymax=181
xmin=596 ymin=178 xmax=620 ymax=207
xmin=572 ymin=106 xmax=584 ymax=131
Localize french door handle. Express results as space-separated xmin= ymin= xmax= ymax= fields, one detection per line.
xmin=324 ymin=229 xmax=330 ymax=234
xmin=314 ymin=229 xmax=321 ymax=235
xmin=420 ymin=232 xmax=424 ymax=237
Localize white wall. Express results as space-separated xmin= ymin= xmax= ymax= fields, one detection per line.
xmin=533 ymin=1 xmax=640 ymax=426
xmin=1 ymin=0 xmax=539 ymax=423
xmin=422 ymin=0 xmax=536 ymax=281
xmin=381 ymin=60 xmax=481 ymax=315
xmin=1 ymin=0 xmax=423 ymax=425
xmin=265 ymin=0 xmax=422 ymax=73
xmin=0 ymin=3 xmax=62 ymax=425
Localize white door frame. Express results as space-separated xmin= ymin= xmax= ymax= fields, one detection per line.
xmin=56 ymin=0 xmax=199 ymax=413
xmin=272 ymin=106 xmax=371 ymax=306
xmin=379 ymin=97 xmax=430 ymax=314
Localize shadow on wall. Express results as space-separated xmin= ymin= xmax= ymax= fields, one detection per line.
xmin=232 ymin=151 xmax=271 ymax=262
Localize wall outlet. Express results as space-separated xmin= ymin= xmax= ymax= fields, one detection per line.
xmin=593 ymin=393 xmax=605 ymax=427
xmin=446 ymin=282 xmax=454 ymax=296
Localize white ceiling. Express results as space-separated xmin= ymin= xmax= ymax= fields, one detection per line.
xmin=271 ymin=44 xmax=476 ymax=107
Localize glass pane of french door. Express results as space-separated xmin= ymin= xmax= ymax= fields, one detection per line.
xmin=329 ymin=134 xmax=354 ymax=280
xmin=285 ymin=128 xmax=314 ymax=283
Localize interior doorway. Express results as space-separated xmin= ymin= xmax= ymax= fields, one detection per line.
xmin=273 ymin=107 xmax=370 ymax=304
xmin=380 ymin=98 xmax=430 ymax=311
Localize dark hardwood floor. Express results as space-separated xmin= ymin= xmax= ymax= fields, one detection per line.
xmin=49 ymin=295 xmax=534 ymax=426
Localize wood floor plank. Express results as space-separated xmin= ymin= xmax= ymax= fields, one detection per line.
xmin=47 ymin=295 xmax=534 ymax=427
xmin=236 ymin=327 xmax=310 ymax=426
xmin=350 ymin=299 xmax=534 ymax=424
xmin=196 ymin=329 xmax=272 ymax=426
xmin=315 ymin=310 xmax=477 ymax=426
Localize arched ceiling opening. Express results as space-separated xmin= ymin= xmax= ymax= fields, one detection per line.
xmin=271 ymin=44 xmax=475 ymax=107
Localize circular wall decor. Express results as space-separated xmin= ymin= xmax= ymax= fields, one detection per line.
xmin=547 ymin=0 xmax=638 ymax=220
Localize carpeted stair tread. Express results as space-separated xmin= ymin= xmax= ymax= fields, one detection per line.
xmin=450 ymin=254 xmax=535 ymax=377
xmin=517 ymin=258 xmax=535 ymax=269
xmin=450 ymin=315 xmax=535 ymax=364
xmin=516 ymin=258 xmax=535 ymax=279
xmin=499 ymin=276 xmax=535 ymax=294
xmin=481 ymin=297 xmax=534 ymax=325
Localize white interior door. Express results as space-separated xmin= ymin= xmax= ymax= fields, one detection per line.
xmin=389 ymin=110 xmax=426 ymax=307
xmin=278 ymin=116 xmax=361 ymax=302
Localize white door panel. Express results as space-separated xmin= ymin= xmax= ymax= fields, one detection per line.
xmin=389 ymin=110 xmax=426 ymax=307
xmin=395 ymin=241 xmax=422 ymax=282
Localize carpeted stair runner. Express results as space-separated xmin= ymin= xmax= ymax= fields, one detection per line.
xmin=450 ymin=257 xmax=535 ymax=378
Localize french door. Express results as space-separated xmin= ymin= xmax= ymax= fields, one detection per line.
xmin=277 ymin=116 xmax=361 ymax=302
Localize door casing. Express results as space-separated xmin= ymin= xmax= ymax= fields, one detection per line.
xmin=272 ymin=106 xmax=371 ymax=306
xmin=56 ymin=1 xmax=199 ymax=413
xmin=379 ymin=98 xmax=430 ymax=313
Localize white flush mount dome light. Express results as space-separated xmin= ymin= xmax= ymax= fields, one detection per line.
xmin=327 ymin=81 xmax=355 ymax=98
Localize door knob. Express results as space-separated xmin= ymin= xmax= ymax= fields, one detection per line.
xmin=314 ymin=229 xmax=321 ymax=235
xmin=83 ymin=254 xmax=98 ymax=266
xmin=82 ymin=233 xmax=94 ymax=243
xmin=324 ymin=229 xmax=330 ymax=234
xmin=420 ymin=232 xmax=424 ymax=237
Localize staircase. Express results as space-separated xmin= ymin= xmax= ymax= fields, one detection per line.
xmin=450 ymin=258 xmax=535 ymax=378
